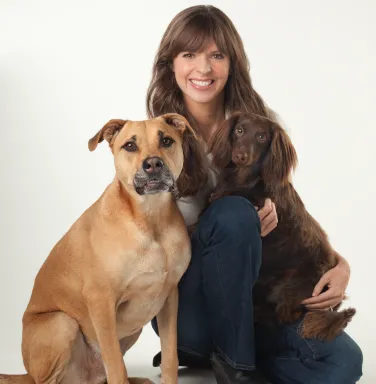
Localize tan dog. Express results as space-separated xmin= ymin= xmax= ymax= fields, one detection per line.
xmin=0 ymin=113 xmax=208 ymax=384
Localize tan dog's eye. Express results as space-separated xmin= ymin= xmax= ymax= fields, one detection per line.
xmin=123 ymin=142 xmax=138 ymax=152
xmin=162 ymin=137 xmax=175 ymax=148
xmin=256 ymin=133 xmax=267 ymax=143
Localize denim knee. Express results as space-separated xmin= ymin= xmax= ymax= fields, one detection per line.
xmin=332 ymin=334 xmax=363 ymax=382
xmin=199 ymin=196 xmax=261 ymax=242
xmin=310 ymin=331 xmax=363 ymax=384
xmin=350 ymin=342 xmax=363 ymax=382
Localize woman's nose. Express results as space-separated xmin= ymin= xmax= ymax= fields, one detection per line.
xmin=196 ymin=56 xmax=212 ymax=74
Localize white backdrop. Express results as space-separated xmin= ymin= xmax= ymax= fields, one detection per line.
xmin=0 ymin=0 xmax=374 ymax=383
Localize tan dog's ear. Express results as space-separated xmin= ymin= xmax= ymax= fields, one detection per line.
xmin=160 ymin=113 xmax=198 ymax=139
xmin=261 ymin=121 xmax=298 ymax=189
xmin=208 ymin=111 xmax=243 ymax=168
xmin=160 ymin=113 xmax=208 ymax=197
xmin=88 ymin=119 xmax=127 ymax=151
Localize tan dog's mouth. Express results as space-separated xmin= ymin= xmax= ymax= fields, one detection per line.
xmin=133 ymin=172 xmax=175 ymax=196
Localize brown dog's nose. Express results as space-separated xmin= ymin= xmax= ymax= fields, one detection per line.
xmin=143 ymin=157 xmax=164 ymax=174
xmin=234 ymin=151 xmax=248 ymax=165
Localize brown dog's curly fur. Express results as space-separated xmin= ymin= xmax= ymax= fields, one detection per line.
xmin=208 ymin=112 xmax=356 ymax=341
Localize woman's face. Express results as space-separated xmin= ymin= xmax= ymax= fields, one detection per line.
xmin=172 ymin=41 xmax=230 ymax=106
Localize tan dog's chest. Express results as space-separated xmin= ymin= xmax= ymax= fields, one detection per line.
xmin=99 ymin=223 xmax=191 ymax=338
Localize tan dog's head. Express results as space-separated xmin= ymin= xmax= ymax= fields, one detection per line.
xmin=209 ymin=112 xmax=297 ymax=188
xmin=88 ymin=114 xmax=208 ymax=197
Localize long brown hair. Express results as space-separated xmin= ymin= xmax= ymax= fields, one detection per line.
xmin=146 ymin=5 xmax=269 ymax=125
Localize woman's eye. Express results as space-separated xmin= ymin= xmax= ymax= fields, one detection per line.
xmin=256 ymin=133 xmax=267 ymax=142
xmin=213 ymin=53 xmax=224 ymax=59
xmin=182 ymin=53 xmax=194 ymax=58
xmin=162 ymin=137 xmax=174 ymax=148
xmin=123 ymin=142 xmax=137 ymax=152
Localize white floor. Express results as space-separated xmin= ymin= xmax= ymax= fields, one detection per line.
xmin=124 ymin=323 xmax=372 ymax=384
xmin=0 ymin=313 xmax=372 ymax=383
xmin=128 ymin=366 xmax=216 ymax=384
xmin=124 ymin=324 xmax=216 ymax=383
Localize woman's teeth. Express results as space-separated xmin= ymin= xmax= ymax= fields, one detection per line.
xmin=190 ymin=80 xmax=213 ymax=86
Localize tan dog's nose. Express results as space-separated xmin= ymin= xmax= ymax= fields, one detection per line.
xmin=143 ymin=157 xmax=164 ymax=174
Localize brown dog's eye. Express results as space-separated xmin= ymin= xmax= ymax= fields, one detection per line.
xmin=123 ymin=142 xmax=138 ymax=152
xmin=236 ymin=127 xmax=244 ymax=136
xmin=256 ymin=133 xmax=267 ymax=143
xmin=162 ymin=137 xmax=174 ymax=148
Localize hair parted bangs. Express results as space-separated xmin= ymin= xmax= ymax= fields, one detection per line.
xmin=169 ymin=13 xmax=232 ymax=58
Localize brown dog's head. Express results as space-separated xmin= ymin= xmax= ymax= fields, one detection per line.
xmin=88 ymin=113 xmax=208 ymax=197
xmin=209 ymin=112 xmax=297 ymax=188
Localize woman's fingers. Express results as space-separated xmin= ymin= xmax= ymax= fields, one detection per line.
xmin=260 ymin=201 xmax=278 ymax=237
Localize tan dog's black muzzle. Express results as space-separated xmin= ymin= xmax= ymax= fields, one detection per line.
xmin=134 ymin=157 xmax=175 ymax=195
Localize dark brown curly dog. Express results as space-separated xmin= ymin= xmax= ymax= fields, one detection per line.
xmin=208 ymin=111 xmax=355 ymax=341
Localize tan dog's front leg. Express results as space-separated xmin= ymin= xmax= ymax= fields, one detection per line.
xmin=157 ymin=287 xmax=179 ymax=384
xmin=87 ymin=297 xmax=128 ymax=384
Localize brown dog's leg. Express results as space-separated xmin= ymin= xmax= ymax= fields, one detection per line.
xmin=87 ymin=297 xmax=128 ymax=384
xmin=156 ymin=288 xmax=179 ymax=384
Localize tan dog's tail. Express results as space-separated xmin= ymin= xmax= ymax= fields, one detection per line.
xmin=0 ymin=374 xmax=34 ymax=384
xmin=299 ymin=308 xmax=356 ymax=341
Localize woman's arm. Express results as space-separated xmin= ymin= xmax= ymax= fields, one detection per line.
xmin=302 ymin=253 xmax=351 ymax=310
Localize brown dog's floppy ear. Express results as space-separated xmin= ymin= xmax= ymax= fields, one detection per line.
xmin=88 ymin=119 xmax=127 ymax=151
xmin=208 ymin=112 xmax=242 ymax=168
xmin=161 ymin=113 xmax=208 ymax=198
xmin=261 ymin=121 xmax=298 ymax=189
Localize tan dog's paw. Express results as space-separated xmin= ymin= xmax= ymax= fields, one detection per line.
xmin=128 ymin=378 xmax=154 ymax=384
xmin=160 ymin=379 xmax=177 ymax=384
xmin=160 ymin=374 xmax=178 ymax=384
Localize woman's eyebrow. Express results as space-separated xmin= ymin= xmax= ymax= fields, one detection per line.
xmin=209 ymin=49 xmax=224 ymax=54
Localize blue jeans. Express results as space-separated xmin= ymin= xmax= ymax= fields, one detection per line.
xmin=151 ymin=196 xmax=363 ymax=383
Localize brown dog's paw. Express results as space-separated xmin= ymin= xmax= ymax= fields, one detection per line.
xmin=209 ymin=189 xmax=230 ymax=204
xmin=208 ymin=192 xmax=219 ymax=204
xmin=300 ymin=308 xmax=356 ymax=341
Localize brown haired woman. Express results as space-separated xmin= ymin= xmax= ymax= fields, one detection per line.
xmin=147 ymin=5 xmax=363 ymax=384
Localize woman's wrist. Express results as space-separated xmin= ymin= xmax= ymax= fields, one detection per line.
xmin=336 ymin=253 xmax=351 ymax=275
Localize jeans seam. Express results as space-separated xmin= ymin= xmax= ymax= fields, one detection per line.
xmin=215 ymin=344 xmax=256 ymax=371
xmin=288 ymin=318 xmax=317 ymax=360
xmin=274 ymin=357 xmax=301 ymax=361
xmin=177 ymin=344 xmax=207 ymax=358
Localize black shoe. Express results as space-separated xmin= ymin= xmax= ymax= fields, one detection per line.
xmin=210 ymin=353 xmax=269 ymax=384
xmin=152 ymin=350 xmax=212 ymax=369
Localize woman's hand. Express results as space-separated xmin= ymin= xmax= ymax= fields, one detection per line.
xmin=302 ymin=257 xmax=351 ymax=310
xmin=255 ymin=198 xmax=278 ymax=237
